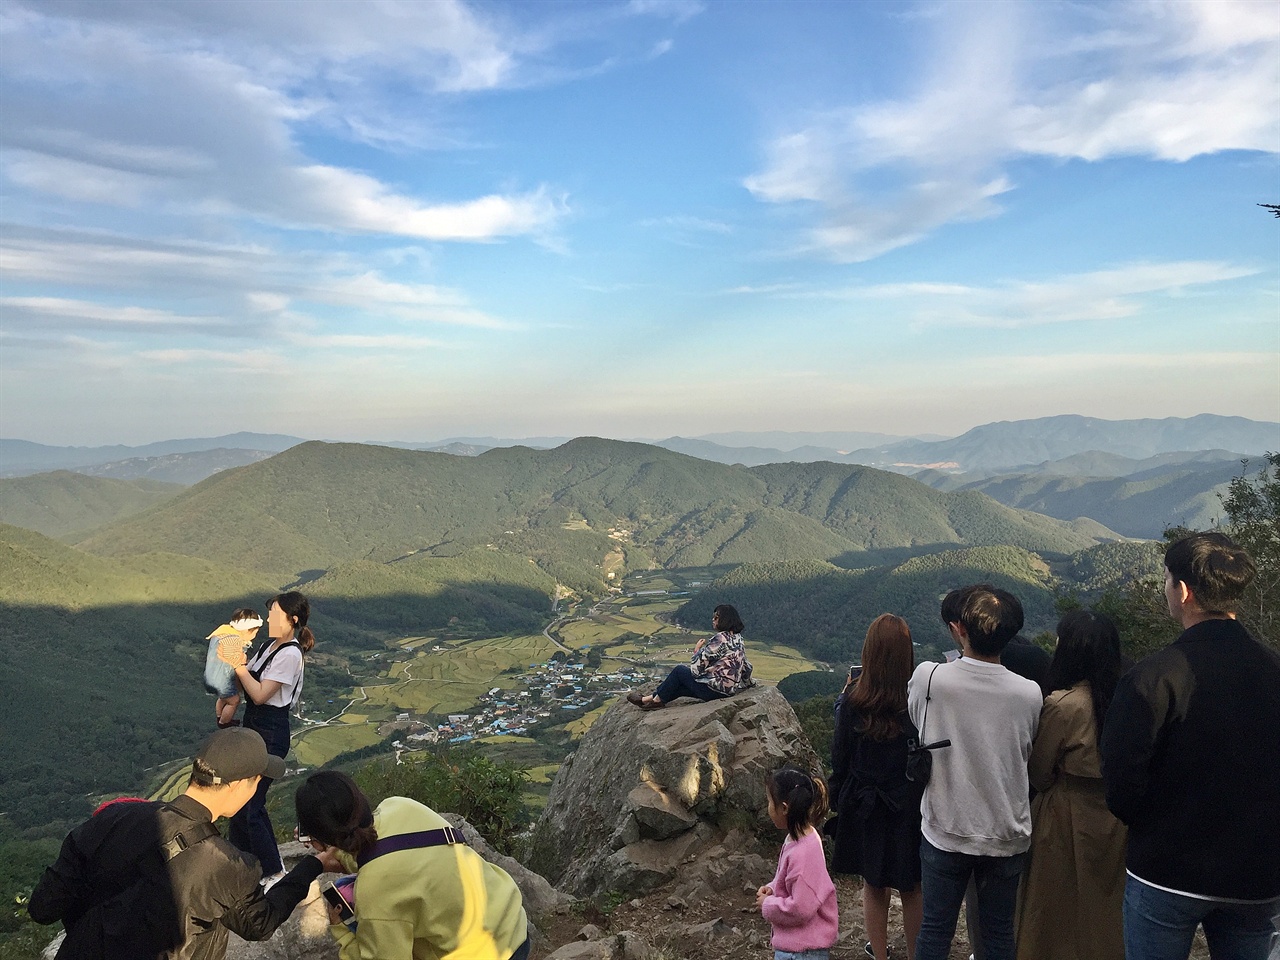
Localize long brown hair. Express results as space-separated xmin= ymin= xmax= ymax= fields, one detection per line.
xmin=844 ymin=614 xmax=915 ymax=741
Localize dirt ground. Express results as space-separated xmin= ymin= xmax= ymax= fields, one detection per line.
xmin=536 ymin=874 xmax=973 ymax=960
xmin=535 ymin=873 xmax=1214 ymax=960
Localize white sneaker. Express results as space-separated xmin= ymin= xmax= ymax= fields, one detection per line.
xmin=260 ymin=870 xmax=286 ymax=891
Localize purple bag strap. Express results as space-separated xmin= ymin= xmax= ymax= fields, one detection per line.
xmin=356 ymin=826 xmax=466 ymax=868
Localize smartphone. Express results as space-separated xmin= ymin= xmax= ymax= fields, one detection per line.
xmin=322 ymin=875 xmax=357 ymax=925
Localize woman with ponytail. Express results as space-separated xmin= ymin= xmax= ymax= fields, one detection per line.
xmin=224 ymin=591 xmax=314 ymax=885
xmin=294 ymin=771 xmax=530 ymax=960
xmin=757 ymin=765 xmax=839 ymax=960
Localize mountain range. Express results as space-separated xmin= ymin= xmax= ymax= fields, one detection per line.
xmin=8 ymin=415 xmax=1272 ymax=481
xmin=68 ymin=438 xmax=1106 ymax=582
xmin=1 ymin=422 xmax=1268 ymax=827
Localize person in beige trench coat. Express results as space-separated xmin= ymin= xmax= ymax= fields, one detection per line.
xmin=1016 ymin=610 xmax=1127 ymax=960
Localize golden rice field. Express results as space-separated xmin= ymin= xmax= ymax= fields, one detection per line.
xmin=360 ymin=633 xmax=558 ymax=716
xmin=292 ymin=720 xmax=382 ymax=767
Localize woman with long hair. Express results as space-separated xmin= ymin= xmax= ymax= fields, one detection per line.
xmin=829 ymin=614 xmax=924 ymax=960
xmin=225 ymin=591 xmax=314 ymax=885
xmin=627 ymin=603 xmax=753 ymax=709
xmin=1015 ymin=609 xmax=1126 ymax=960
xmin=295 ymin=771 xmax=530 ymax=960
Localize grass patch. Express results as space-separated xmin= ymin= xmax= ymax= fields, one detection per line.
xmin=293 ymin=722 xmax=382 ymax=767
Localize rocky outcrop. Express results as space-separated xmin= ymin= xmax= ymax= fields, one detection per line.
xmin=529 ymin=685 xmax=820 ymax=900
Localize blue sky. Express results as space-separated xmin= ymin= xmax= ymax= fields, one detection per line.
xmin=1 ymin=0 xmax=1277 ymax=445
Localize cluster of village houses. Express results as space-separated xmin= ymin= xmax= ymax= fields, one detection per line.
xmin=384 ymin=655 xmax=654 ymax=750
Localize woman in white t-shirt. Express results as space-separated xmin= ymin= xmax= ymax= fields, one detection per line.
xmin=225 ymin=590 xmax=313 ymax=884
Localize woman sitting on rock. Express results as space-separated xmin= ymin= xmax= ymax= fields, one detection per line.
xmin=628 ymin=604 xmax=753 ymax=709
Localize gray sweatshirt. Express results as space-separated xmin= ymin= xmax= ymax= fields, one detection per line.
xmin=908 ymin=657 xmax=1043 ymax=857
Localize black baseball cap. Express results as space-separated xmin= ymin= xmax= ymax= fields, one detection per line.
xmin=195 ymin=728 xmax=285 ymax=784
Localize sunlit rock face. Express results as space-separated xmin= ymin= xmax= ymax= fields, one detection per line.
xmin=528 ymin=685 xmax=820 ymax=899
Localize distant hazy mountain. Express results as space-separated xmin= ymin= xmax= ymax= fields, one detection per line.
xmin=0 ymin=471 xmax=182 ymax=538
xmin=653 ymin=437 xmax=850 ymax=467
xmin=0 ymin=432 xmax=304 ymax=476
xmin=912 ymin=451 xmax=1266 ymax=538
xmin=370 ymin=436 xmax=570 ymax=452
xmin=689 ymin=430 xmax=932 ymax=451
xmin=75 ymin=448 xmax=276 ymax=485
xmin=77 ymin=438 xmax=1106 ymax=583
xmin=846 ymin=415 xmax=1278 ymax=472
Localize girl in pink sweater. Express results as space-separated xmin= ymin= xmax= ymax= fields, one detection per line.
xmin=757 ymin=766 xmax=840 ymax=960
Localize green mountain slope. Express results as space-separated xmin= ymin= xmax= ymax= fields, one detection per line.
xmin=676 ymin=545 xmax=1058 ymax=663
xmin=0 ymin=470 xmax=182 ymax=538
xmin=78 ymin=439 xmax=1105 ymax=585
xmin=0 ymin=523 xmax=276 ymax=827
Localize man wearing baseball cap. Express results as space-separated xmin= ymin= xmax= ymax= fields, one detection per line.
xmin=29 ymin=727 xmax=342 ymax=960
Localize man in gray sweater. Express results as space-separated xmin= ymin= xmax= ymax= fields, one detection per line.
xmin=909 ymin=586 xmax=1043 ymax=960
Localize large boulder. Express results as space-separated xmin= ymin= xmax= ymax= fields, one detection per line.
xmin=528 ymin=685 xmax=820 ymax=900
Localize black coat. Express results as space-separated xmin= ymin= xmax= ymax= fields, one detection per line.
xmin=29 ymin=794 xmax=322 ymax=960
xmin=828 ymin=707 xmax=924 ymax=889
xmin=1101 ymin=618 xmax=1280 ymax=901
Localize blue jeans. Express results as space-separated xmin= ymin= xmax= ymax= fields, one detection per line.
xmin=228 ymin=704 xmax=290 ymax=875
xmin=655 ymin=665 xmax=728 ymax=704
xmin=914 ymin=838 xmax=1027 ymax=960
xmin=1123 ymin=875 xmax=1280 ymax=960
xmin=773 ymin=950 xmax=830 ymax=960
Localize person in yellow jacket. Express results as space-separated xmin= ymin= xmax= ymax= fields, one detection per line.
xmin=295 ymin=771 xmax=529 ymax=960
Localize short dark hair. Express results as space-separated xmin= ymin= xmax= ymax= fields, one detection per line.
xmin=1164 ymin=533 xmax=1256 ymax=614
xmin=958 ymin=586 xmax=1023 ymax=656
xmin=941 ymin=584 xmax=992 ymax=626
xmin=713 ymin=604 xmax=745 ymax=635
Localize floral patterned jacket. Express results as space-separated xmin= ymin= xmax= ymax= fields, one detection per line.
xmin=690 ymin=631 xmax=754 ymax=695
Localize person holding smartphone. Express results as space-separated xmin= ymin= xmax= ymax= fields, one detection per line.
xmin=295 ymin=771 xmax=530 ymax=960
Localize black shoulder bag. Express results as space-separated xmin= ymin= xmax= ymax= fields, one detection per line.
xmin=905 ymin=664 xmax=953 ymax=784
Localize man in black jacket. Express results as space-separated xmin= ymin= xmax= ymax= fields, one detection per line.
xmin=1101 ymin=532 xmax=1280 ymax=960
xmin=29 ymin=727 xmax=342 ymax=960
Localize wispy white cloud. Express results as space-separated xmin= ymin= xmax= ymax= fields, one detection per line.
xmin=0 ymin=2 xmax=566 ymax=241
xmin=812 ymin=261 xmax=1259 ymax=328
xmin=0 ymin=226 xmax=508 ymax=333
xmin=136 ymin=348 xmax=282 ymax=373
xmin=0 ymin=296 xmax=241 ymax=334
xmin=641 ymin=215 xmax=733 ymax=234
xmin=745 ymin=0 xmax=1280 ymax=261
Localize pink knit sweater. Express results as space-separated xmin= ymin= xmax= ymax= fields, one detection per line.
xmin=760 ymin=829 xmax=839 ymax=951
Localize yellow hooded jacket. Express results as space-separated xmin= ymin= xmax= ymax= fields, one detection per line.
xmin=330 ymin=796 xmax=528 ymax=960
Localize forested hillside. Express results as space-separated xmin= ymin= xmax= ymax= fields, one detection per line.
xmin=676 ymin=545 xmax=1059 ymax=662
xmin=76 ymin=439 xmax=1105 ymax=584
xmin=0 ymin=523 xmax=276 ymax=828
xmin=0 ymin=471 xmax=182 ymax=538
